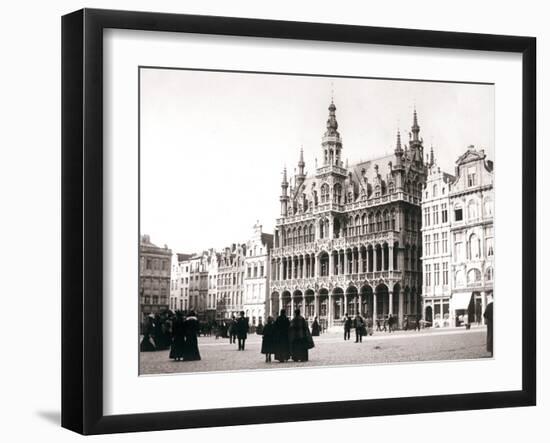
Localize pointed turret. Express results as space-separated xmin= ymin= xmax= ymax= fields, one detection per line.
xmin=409 ymin=107 xmax=424 ymax=165
xmin=296 ymin=147 xmax=306 ymax=188
xmin=394 ymin=129 xmax=404 ymax=169
xmin=429 ymin=146 xmax=435 ymax=166
xmin=280 ymin=167 xmax=289 ymax=216
xmin=412 ymin=107 xmax=420 ymax=142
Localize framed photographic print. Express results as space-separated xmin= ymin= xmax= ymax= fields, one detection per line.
xmin=61 ymin=8 xmax=536 ymax=435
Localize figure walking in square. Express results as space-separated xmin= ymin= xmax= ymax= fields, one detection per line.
xmin=235 ymin=311 xmax=249 ymax=351
xmin=182 ymin=311 xmax=201 ymax=361
xmin=261 ymin=316 xmax=276 ymax=362
xmin=289 ymin=309 xmax=314 ymax=362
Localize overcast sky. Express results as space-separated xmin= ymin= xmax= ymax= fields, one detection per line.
xmin=140 ymin=68 xmax=494 ymax=254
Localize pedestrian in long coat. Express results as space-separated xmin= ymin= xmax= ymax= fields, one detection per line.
xmin=182 ymin=311 xmax=201 ymax=361
xmin=343 ymin=314 xmax=352 ymax=340
xmin=140 ymin=315 xmax=156 ymax=352
xmin=311 ymin=317 xmax=321 ymax=336
xmin=483 ymin=296 xmax=494 ymax=356
xmin=273 ymin=309 xmax=291 ymax=362
xmin=169 ymin=312 xmax=186 ymax=361
xmin=228 ymin=316 xmax=237 ymax=344
xmin=261 ymin=316 xmax=276 ymax=362
xmin=289 ymin=309 xmax=314 ymax=362
xmin=235 ymin=311 xmax=249 ymax=350
xmin=354 ymin=314 xmax=365 ymax=343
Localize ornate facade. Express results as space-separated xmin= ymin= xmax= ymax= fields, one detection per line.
xmin=269 ymin=101 xmax=427 ymax=328
xmin=243 ymin=223 xmax=274 ymax=325
xmin=448 ymin=146 xmax=494 ymax=325
xmin=170 ymin=252 xmax=192 ymax=312
xmin=216 ymin=243 xmax=246 ymax=319
xmin=421 ymin=157 xmax=454 ymax=327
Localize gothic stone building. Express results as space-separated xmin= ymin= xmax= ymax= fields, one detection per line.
xmin=269 ymin=101 xmax=427 ymax=328
xmin=139 ymin=235 xmax=172 ymax=320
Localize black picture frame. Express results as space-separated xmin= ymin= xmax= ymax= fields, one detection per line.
xmin=61 ymin=8 xmax=536 ymax=435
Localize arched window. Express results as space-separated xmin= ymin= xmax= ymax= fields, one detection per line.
xmin=297 ymin=226 xmax=302 ymax=245
xmin=368 ymin=213 xmax=375 ymax=233
xmin=485 ymin=267 xmax=493 ymax=281
xmin=321 ymin=183 xmax=329 ymax=203
xmin=361 ymin=213 xmax=367 ymax=234
xmin=383 ymin=211 xmax=390 ymax=230
xmin=467 ymin=268 xmax=482 ymax=283
xmin=391 ymin=210 xmax=396 ymax=230
xmin=333 ymin=183 xmax=342 ymax=204
xmin=376 ymin=212 xmax=382 ymax=231
xmin=432 ymin=184 xmax=438 ymax=197
xmin=468 ymin=233 xmax=481 ymax=259
xmin=309 ymin=224 xmax=315 ymax=243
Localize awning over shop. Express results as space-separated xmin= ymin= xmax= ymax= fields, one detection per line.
xmin=452 ymin=292 xmax=473 ymax=311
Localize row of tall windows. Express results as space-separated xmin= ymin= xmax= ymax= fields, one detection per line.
xmin=424 ymin=204 xmax=449 ymax=227
xmin=425 ymin=261 xmax=449 ymax=287
xmin=424 ymin=233 xmax=448 ymax=257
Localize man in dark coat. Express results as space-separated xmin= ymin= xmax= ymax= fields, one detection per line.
xmin=228 ymin=315 xmax=237 ymax=344
xmin=273 ymin=309 xmax=291 ymax=362
xmin=311 ymin=316 xmax=321 ymax=336
xmin=182 ymin=311 xmax=201 ymax=361
xmin=169 ymin=311 xmax=186 ymax=361
xmin=354 ymin=313 xmax=365 ymax=343
xmin=261 ymin=316 xmax=276 ymax=362
xmin=343 ymin=314 xmax=352 ymax=340
xmin=483 ymin=295 xmax=494 ymax=357
xmin=289 ymin=309 xmax=314 ymax=362
xmin=140 ymin=315 xmax=156 ymax=352
xmin=235 ymin=311 xmax=249 ymax=350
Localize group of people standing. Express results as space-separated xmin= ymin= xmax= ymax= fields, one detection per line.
xmin=343 ymin=313 xmax=369 ymax=343
xmin=260 ymin=309 xmax=315 ymax=363
xmin=225 ymin=312 xmax=251 ymax=350
xmin=140 ymin=311 xmax=201 ymax=361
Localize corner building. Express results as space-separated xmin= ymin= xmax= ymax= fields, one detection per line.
xmin=270 ymin=101 xmax=427 ymax=329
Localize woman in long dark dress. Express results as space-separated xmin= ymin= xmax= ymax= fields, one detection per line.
xmin=169 ymin=312 xmax=186 ymax=361
xmin=261 ymin=316 xmax=276 ymax=362
xmin=273 ymin=309 xmax=290 ymax=362
xmin=289 ymin=309 xmax=314 ymax=362
xmin=182 ymin=311 xmax=201 ymax=361
xmin=311 ymin=317 xmax=320 ymax=336
xmin=140 ymin=315 xmax=156 ymax=352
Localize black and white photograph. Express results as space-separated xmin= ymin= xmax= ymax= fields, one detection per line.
xmin=138 ymin=68 xmax=495 ymax=375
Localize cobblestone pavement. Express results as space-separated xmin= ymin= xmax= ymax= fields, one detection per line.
xmin=140 ymin=327 xmax=490 ymax=375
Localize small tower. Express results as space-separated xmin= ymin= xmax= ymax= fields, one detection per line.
xmin=429 ymin=145 xmax=435 ymax=167
xmin=321 ymin=100 xmax=343 ymax=167
xmin=394 ymin=129 xmax=405 ymax=169
xmin=409 ymin=107 xmax=424 ymax=165
xmin=296 ymin=147 xmax=306 ymax=188
xmin=279 ymin=167 xmax=289 ymax=216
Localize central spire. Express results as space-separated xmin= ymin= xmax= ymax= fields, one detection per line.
xmin=320 ymin=98 xmax=343 ymax=167
xmin=325 ymin=101 xmax=339 ymax=136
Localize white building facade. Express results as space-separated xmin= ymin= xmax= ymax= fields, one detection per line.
xmin=243 ymin=223 xmax=274 ymax=326
xmin=421 ymin=157 xmax=454 ymax=327
xmin=449 ymin=146 xmax=494 ymax=326
xmin=422 ymin=145 xmax=494 ymax=327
